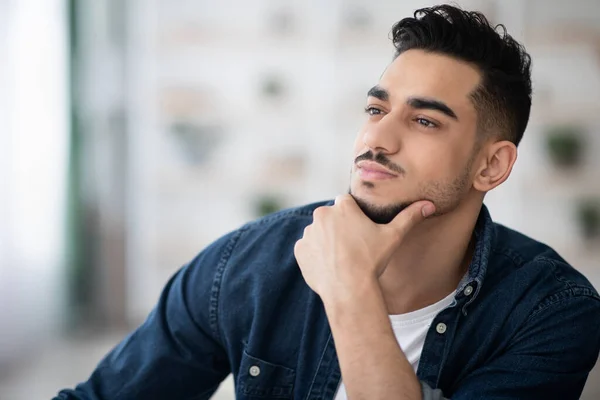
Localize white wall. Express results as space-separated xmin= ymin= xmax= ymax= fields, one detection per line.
xmin=0 ymin=0 xmax=69 ymax=364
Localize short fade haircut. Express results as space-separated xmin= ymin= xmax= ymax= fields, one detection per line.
xmin=391 ymin=4 xmax=532 ymax=146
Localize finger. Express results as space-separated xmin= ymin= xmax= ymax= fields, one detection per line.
xmin=333 ymin=194 xmax=353 ymax=206
xmin=333 ymin=194 xmax=363 ymax=215
xmin=293 ymin=239 xmax=303 ymax=259
xmin=312 ymin=206 xmax=328 ymax=222
xmin=387 ymin=201 xmax=435 ymax=240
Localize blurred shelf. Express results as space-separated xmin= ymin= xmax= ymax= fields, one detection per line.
xmin=521 ymin=168 xmax=600 ymax=199
xmin=526 ymin=24 xmax=600 ymax=49
xmin=529 ymin=104 xmax=600 ymax=124
xmin=556 ymin=244 xmax=600 ymax=288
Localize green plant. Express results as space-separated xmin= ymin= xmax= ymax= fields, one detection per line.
xmin=261 ymin=75 xmax=285 ymax=99
xmin=170 ymin=120 xmax=221 ymax=164
xmin=254 ymin=195 xmax=284 ymax=217
xmin=545 ymin=126 xmax=585 ymax=168
xmin=576 ymin=199 xmax=600 ymax=239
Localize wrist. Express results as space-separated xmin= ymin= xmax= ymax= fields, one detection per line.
xmin=321 ymin=273 xmax=380 ymax=304
xmin=321 ymin=277 xmax=387 ymax=326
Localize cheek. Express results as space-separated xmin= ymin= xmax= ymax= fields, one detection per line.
xmin=411 ymin=146 xmax=461 ymax=180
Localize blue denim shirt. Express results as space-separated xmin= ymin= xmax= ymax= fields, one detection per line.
xmin=56 ymin=201 xmax=600 ymax=400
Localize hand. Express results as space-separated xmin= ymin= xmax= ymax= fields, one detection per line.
xmin=294 ymin=194 xmax=435 ymax=302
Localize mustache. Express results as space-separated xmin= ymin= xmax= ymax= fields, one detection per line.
xmin=354 ymin=151 xmax=406 ymax=175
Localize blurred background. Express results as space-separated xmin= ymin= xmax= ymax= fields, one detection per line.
xmin=1 ymin=0 xmax=599 ymax=398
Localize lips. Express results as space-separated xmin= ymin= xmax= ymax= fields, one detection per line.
xmin=356 ymin=161 xmax=398 ymax=181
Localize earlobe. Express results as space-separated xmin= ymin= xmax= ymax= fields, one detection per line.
xmin=472 ymin=141 xmax=517 ymax=192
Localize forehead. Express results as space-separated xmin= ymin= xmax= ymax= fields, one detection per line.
xmin=379 ymin=49 xmax=481 ymax=114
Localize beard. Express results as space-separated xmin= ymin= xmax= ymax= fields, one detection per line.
xmin=349 ymin=152 xmax=476 ymax=225
xmin=350 ymin=194 xmax=413 ymax=224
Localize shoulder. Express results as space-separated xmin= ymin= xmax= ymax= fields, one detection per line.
xmin=466 ymin=223 xmax=600 ymax=369
xmin=487 ymin=223 xmax=599 ymax=304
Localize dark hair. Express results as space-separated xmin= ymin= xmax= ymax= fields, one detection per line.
xmin=391 ymin=5 xmax=532 ymax=146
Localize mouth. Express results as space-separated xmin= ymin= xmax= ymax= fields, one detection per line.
xmin=356 ymin=161 xmax=399 ymax=181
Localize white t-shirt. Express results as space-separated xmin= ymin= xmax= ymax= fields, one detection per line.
xmin=333 ymin=291 xmax=456 ymax=400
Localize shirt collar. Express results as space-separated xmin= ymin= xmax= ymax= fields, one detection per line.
xmin=455 ymin=204 xmax=495 ymax=314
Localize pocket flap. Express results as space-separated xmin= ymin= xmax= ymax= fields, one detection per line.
xmin=238 ymin=351 xmax=296 ymax=398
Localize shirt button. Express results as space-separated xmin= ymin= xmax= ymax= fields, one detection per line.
xmin=464 ymin=285 xmax=474 ymax=296
xmin=249 ymin=365 xmax=261 ymax=377
xmin=436 ymin=323 xmax=447 ymax=334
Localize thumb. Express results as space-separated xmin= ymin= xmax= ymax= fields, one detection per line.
xmin=386 ymin=201 xmax=436 ymax=240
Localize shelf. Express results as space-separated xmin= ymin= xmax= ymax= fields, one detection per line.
xmin=521 ymin=167 xmax=600 ymax=199
xmin=525 ymin=24 xmax=600 ymax=49
xmin=529 ymin=104 xmax=600 ymax=125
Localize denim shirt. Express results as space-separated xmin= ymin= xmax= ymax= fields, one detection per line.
xmin=56 ymin=201 xmax=600 ymax=400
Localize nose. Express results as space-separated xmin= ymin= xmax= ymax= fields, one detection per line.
xmin=361 ymin=114 xmax=401 ymax=154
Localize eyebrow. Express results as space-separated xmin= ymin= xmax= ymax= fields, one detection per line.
xmin=407 ymin=97 xmax=458 ymax=120
xmin=366 ymin=85 xmax=459 ymax=121
xmin=367 ymin=85 xmax=389 ymax=102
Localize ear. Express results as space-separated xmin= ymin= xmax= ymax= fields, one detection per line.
xmin=472 ymin=140 xmax=517 ymax=192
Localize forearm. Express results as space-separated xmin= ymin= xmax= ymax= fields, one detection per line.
xmin=323 ymin=279 xmax=422 ymax=400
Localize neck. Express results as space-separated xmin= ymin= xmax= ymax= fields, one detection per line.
xmin=379 ymin=197 xmax=482 ymax=315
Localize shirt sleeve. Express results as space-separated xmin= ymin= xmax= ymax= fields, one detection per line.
xmin=53 ymin=231 xmax=239 ymax=400
xmin=448 ymin=290 xmax=600 ymax=400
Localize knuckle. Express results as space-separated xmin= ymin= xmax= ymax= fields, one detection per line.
xmin=294 ymin=239 xmax=303 ymax=255
xmin=413 ymin=206 xmax=426 ymax=222
xmin=334 ymin=194 xmax=350 ymax=205
xmin=313 ymin=206 xmax=327 ymax=219
xmin=302 ymin=226 xmax=310 ymax=237
xmin=409 ymin=209 xmax=421 ymax=224
xmin=338 ymin=194 xmax=352 ymax=205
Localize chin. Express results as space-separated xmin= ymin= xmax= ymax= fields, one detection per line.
xmin=348 ymin=189 xmax=412 ymax=225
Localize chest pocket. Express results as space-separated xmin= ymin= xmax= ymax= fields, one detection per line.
xmin=237 ymin=350 xmax=296 ymax=399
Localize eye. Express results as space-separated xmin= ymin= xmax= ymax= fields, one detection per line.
xmin=364 ymin=106 xmax=383 ymax=116
xmin=415 ymin=117 xmax=438 ymax=128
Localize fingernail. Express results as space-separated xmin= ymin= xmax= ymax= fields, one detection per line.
xmin=422 ymin=204 xmax=435 ymax=218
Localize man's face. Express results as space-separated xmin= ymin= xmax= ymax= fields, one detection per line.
xmin=350 ymin=49 xmax=482 ymax=224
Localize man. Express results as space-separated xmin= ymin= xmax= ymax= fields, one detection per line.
xmin=56 ymin=4 xmax=600 ymax=400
